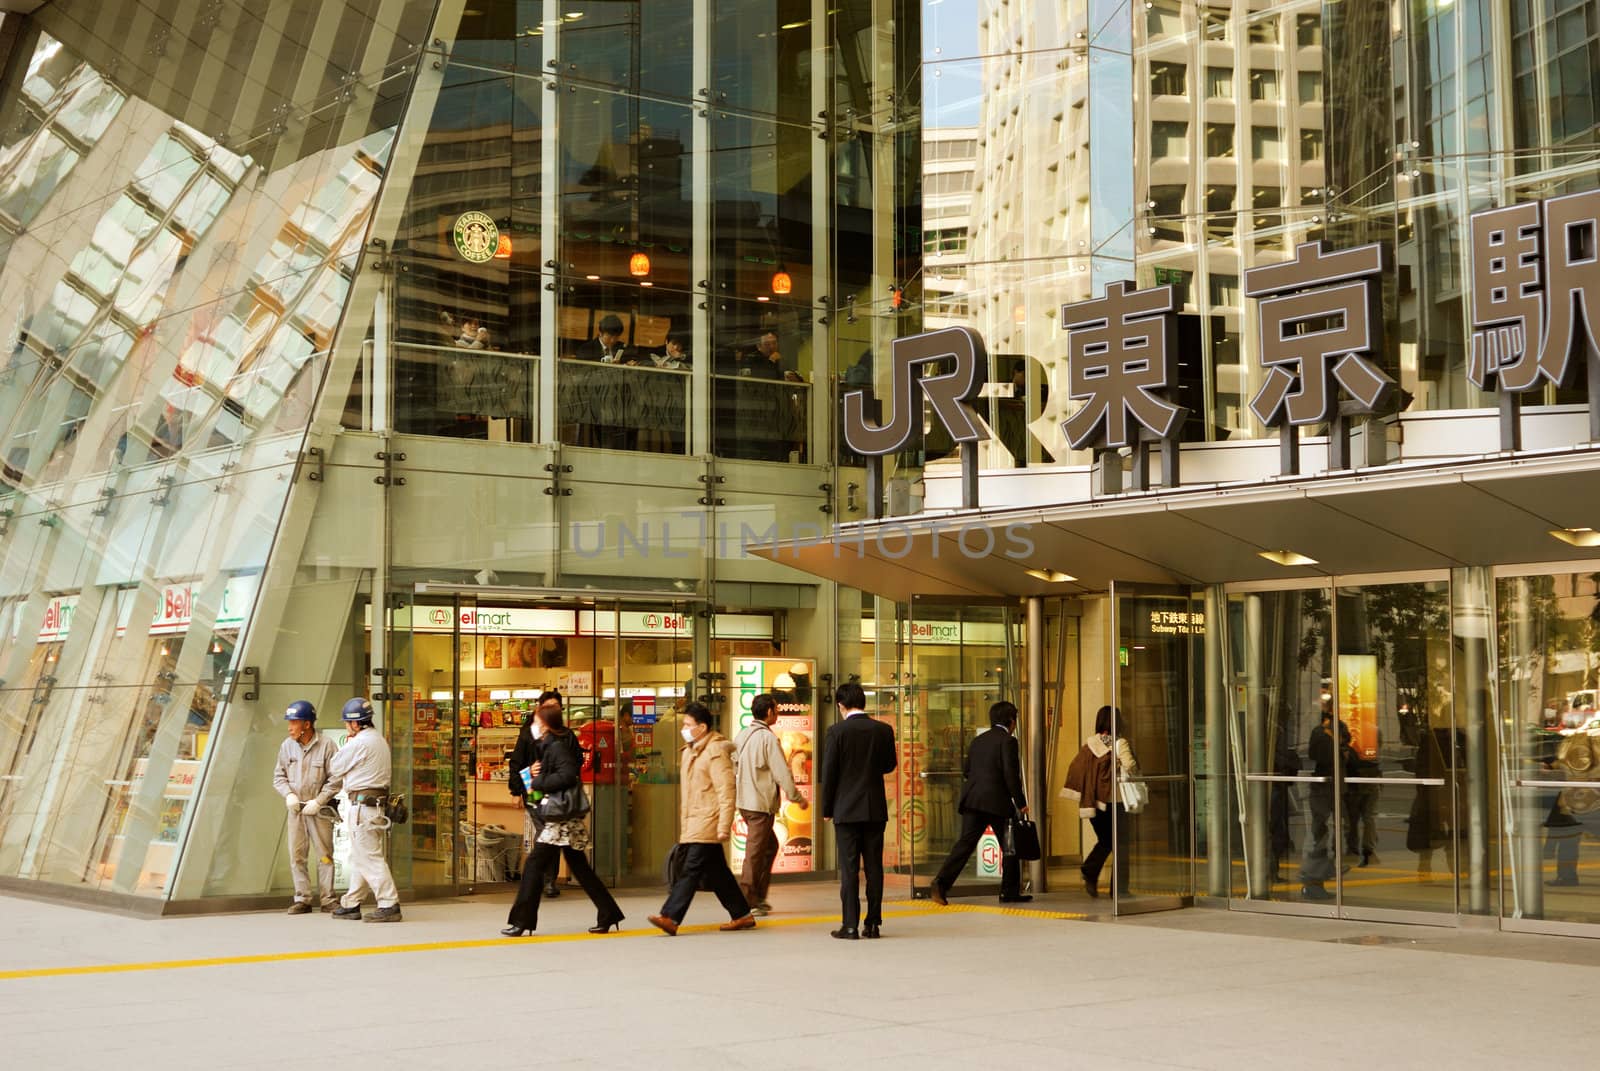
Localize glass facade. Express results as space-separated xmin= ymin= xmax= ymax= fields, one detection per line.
xmin=1 ymin=0 xmax=1599 ymax=943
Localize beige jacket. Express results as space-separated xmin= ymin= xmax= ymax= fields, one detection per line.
xmin=733 ymin=721 xmax=803 ymax=813
xmin=679 ymin=730 xmax=737 ymax=843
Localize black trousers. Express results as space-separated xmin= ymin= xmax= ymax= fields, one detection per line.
xmin=1082 ymin=805 xmax=1129 ymax=894
xmin=660 ymin=842 xmax=750 ymax=923
xmin=933 ymin=809 xmax=1020 ymax=898
xmin=507 ymin=842 xmax=622 ymax=931
xmin=834 ymin=820 xmax=886 ymax=928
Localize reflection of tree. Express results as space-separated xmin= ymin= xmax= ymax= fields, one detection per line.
xmin=1496 ymin=574 xmax=1564 ymax=731
xmin=1358 ymin=583 xmax=1450 ymax=747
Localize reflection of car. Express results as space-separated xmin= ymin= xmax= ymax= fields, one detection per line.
xmin=1561 ymin=691 xmax=1598 ymax=733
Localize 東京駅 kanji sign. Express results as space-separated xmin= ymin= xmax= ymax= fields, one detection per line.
xmin=1060 ymin=280 xmax=1188 ymax=493
xmin=1244 ymin=241 xmax=1395 ymax=476
xmin=1470 ymin=190 xmax=1600 ymax=449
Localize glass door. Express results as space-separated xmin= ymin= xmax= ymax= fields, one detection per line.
xmin=1333 ymin=578 xmax=1457 ymax=922
xmin=1497 ymin=568 xmax=1600 ymax=935
xmin=1226 ymin=579 xmax=1459 ymax=923
xmin=1227 ymin=584 xmax=1338 ymax=916
xmin=907 ymin=597 xmax=1022 ymax=895
xmin=396 ymin=593 xmax=467 ymax=891
xmin=1111 ymin=583 xmax=1197 ymax=915
xmin=597 ymin=599 xmax=694 ymax=886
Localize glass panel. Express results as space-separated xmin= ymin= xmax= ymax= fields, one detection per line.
xmin=1334 ymin=579 xmax=1457 ymax=916
xmin=1227 ymin=586 xmax=1336 ymax=911
xmin=1113 ymin=587 xmax=1197 ymax=910
xmin=1498 ymin=572 xmax=1600 ymax=928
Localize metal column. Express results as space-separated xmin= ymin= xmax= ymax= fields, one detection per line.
xmin=1025 ymin=596 xmax=1047 ymax=894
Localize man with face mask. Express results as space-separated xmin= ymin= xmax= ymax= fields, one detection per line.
xmin=647 ymin=703 xmax=755 ymax=935
xmin=509 ymin=691 xmax=564 ymax=897
xmin=273 ymin=700 xmax=342 ymax=913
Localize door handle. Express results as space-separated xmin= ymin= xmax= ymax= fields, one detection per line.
xmin=1244 ymin=775 xmax=1330 ymax=783
xmin=1344 ymin=777 xmax=1446 ymax=786
xmin=1515 ymin=779 xmax=1600 ymax=790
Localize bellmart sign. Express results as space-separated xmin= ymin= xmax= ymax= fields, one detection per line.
xmin=843 ymin=195 xmax=1600 ymax=515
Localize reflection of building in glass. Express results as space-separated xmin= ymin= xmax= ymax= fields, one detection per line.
xmin=920 ymin=126 xmax=976 ymax=333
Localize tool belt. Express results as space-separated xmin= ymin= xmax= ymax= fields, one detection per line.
xmin=350 ymin=790 xmax=389 ymax=807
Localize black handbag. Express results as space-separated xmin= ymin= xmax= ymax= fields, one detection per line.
xmin=535 ymin=781 xmax=591 ymax=822
xmin=1004 ymin=814 xmax=1041 ymax=861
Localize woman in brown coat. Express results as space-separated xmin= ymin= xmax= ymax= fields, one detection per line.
xmin=646 ymin=703 xmax=756 ymax=935
xmin=1061 ymin=705 xmax=1140 ymax=898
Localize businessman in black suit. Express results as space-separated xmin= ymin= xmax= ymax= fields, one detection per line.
xmin=819 ymin=681 xmax=897 ymax=939
xmin=930 ymin=700 xmax=1031 ymax=904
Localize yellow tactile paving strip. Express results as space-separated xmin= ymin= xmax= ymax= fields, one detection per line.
xmin=0 ymin=900 xmax=1085 ymax=982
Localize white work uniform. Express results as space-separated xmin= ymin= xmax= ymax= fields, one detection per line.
xmin=273 ymin=732 xmax=342 ymax=905
xmin=329 ymin=725 xmax=399 ymax=909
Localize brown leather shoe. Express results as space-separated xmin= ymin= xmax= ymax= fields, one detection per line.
xmin=719 ymin=914 xmax=756 ymax=932
xmin=646 ymin=914 xmax=679 ymax=936
xmin=929 ymin=884 xmax=948 ymax=906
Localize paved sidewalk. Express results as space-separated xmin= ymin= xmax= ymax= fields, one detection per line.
xmin=2 ymin=884 xmax=1598 ymax=1070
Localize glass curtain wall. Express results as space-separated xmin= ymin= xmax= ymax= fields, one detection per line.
xmin=0 ymin=0 xmax=432 ymax=900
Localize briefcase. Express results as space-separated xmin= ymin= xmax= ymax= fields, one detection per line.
xmin=1003 ymin=816 xmax=1041 ymax=861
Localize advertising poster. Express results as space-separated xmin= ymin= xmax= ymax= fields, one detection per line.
xmin=1341 ymin=654 xmax=1379 ymax=760
xmin=726 ymin=657 xmax=815 ymax=874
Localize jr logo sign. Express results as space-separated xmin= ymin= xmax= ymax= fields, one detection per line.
xmin=840 ymin=326 xmax=992 ymax=516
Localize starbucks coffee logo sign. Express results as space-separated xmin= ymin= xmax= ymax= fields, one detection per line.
xmin=452 ymin=211 xmax=498 ymax=263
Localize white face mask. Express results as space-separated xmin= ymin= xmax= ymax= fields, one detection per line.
xmin=681 ymin=726 xmax=696 ymax=744
xmin=532 ymin=720 xmax=545 ymax=739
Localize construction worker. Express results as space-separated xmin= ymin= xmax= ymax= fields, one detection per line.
xmin=272 ymin=700 xmax=342 ymax=914
xmin=329 ymin=697 xmax=402 ymax=923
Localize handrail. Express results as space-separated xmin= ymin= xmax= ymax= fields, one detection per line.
xmin=559 ymin=355 xmax=692 ymax=377
xmin=400 ymin=341 xmax=541 ymax=362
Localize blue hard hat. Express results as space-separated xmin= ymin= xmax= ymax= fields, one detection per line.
xmin=284 ymin=700 xmax=316 ymax=722
xmin=341 ymin=697 xmax=375 ymax=721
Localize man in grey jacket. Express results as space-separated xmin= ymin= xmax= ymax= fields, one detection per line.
xmin=733 ymin=693 xmax=807 ymax=915
xmin=273 ymin=700 xmax=343 ymax=913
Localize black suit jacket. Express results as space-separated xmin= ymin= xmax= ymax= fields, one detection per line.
xmin=958 ymin=726 xmax=1026 ymax=816
xmin=574 ymin=337 xmax=632 ymax=363
xmin=820 ymin=713 xmax=897 ymax=824
xmin=508 ymin=715 xmax=536 ymax=799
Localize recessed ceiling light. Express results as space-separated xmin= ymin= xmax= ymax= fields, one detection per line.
xmin=1551 ymin=527 xmax=1600 ymax=548
xmin=1025 ymin=568 xmax=1077 ymax=583
xmin=1258 ymin=549 xmax=1318 ymax=567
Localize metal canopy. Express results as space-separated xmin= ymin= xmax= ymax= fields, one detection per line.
xmin=750 ymin=449 xmax=1600 ymax=601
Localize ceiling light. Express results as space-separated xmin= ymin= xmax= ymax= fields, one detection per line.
xmin=1551 ymin=527 xmax=1600 ymax=548
xmin=585 ymin=274 xmax=600 ymax=281
xmin=1258 ymin=549 xmax=1318 ymax=567
xmin=1024 ymin=568 xmax=1077 ymax=583
xmin=639 ymin=280 xmax=653 ymax=287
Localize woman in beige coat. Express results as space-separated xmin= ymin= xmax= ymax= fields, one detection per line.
xmin=647 ymin=703 xmax=756 ymax=935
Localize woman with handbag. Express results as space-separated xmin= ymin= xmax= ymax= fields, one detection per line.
xmin=502 ymin=705 xmax=624 ymax=936
xmin=1061 ymin=705 xmax=1140 ymax=898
